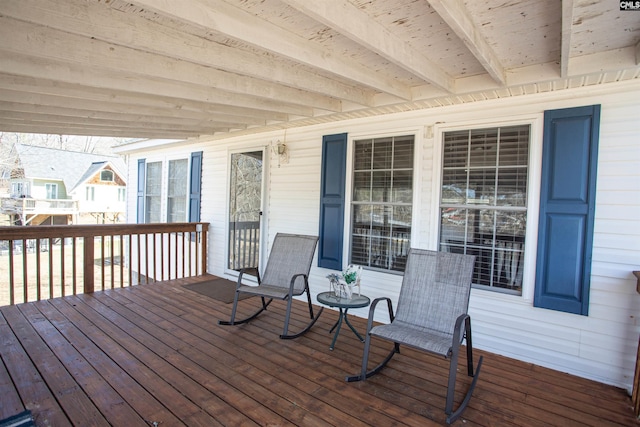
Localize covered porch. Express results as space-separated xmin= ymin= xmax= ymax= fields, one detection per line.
xmin=1 ymin=275 xmax=636 ymax=426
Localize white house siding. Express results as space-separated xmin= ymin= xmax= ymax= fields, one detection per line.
xmin=123 ymin=80 xmax=640 ymax=391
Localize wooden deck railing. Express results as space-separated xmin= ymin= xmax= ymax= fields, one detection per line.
xmin=0 ymin=222 xmax=208 ymax=306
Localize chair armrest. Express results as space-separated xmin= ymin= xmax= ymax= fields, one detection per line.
xmin=453 ymin=313 xmax=470 ymax=345
xmin=365 ymin=297 xmax=395 ymax=334
xmin=237 ymin=267 xmax=261 ymax=288
xmin=288 ymin=273 xmax=308 ymax=294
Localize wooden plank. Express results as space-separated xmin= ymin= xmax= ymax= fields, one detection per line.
xmin=40 ymin=298 xmax=185 ymax=426
xmin=17 ymin=302 xmax=148 ymax=426
xmin=0 ymin=306 xmax=73 ymax=426
xmin=0 ymin=311 xmax=25 ymax=420
xmin=77 ymin=291 xmax=275 ymax=426
xmin=59 ymin=294 xmax=227 ymax=426
xmin=105 ymin=287 xmax=356 ymax=427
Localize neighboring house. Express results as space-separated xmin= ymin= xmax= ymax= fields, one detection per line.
xmin=1 ymin=144 xmax=127 ymax=225
xmin=117 ymin=80 xmax=640 ymax=396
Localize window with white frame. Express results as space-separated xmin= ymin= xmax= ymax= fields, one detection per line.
xmin=11 ymin=182 xmax=29 ymax=197
xmin=350 ymin=135 xmax=414 ymax=272
xmin=167 ymin=159 xmax=188 ymax=223
xmin=145 ymin=161 xmax=162 ymax=223
xmin=118 ymin=187 xmax=126 ymax=202
xmin=439 ymin=125 xmax=529 ymax=295
xmin=45 ymin=183 xmax=58 ymax=199
xmin=86 ymin=186 xmax=95 ymax=201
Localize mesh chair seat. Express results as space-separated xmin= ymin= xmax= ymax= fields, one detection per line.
xmin=370 ymin=321 xmax=454 ymax=356
xmin=237 ymin=283 xmax=300 ymax=299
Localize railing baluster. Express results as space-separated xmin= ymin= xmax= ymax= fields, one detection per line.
xmin=119 ymin=234 xmax=124 ymax=288
xmin=170 ymin=233 xmax=179 ymax=278
xmin=182 ymin=232 xmax=186 ymax=278
xmin=128 ymin=234 xmax=132 ymax=287
xmin=48 ymin=237 xmax=54 ymax=300
xmin=22 ymin=239 xmax=28 ymax=303
xmin=60 ymin=238 xmax=65 ymax=297
xmin=144 ymin=233 xmax=149 ymax=284
xmin=101 ymin=235 xmax=105 ymax=291
xmin=136 ymin=234 xmax=141 ymax=285
xmin=36 ymin=238 xmax=41 ymax=301
xmin=9 ymin=240 xmax=14 ymax=305
xmin=110 ymin=235 xmax=115 ymax=289
xmin=187 ymin=233 xmax=193 ymax=276
xmin=153 ymin=233 xmax=157 ymax=282
xmin=72 ymin=237 xmax=77 ymax=295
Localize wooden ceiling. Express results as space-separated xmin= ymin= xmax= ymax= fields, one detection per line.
xmin=0 ymin=0 xmax=638 ymax=140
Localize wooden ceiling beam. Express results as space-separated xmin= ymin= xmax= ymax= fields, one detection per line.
xmin=0 ymin=86 xmax=269 ymax=127
xmin=122 ymin=0 xmax=412 ymax=100
xmin=0 ymin=74 xmax=288 ymax=123
xmin=0 ymin=121 xmax=212 ymax=139
xmin=281 ymin=0 xmax=454 ymax=93
xmin=0 ymin=111 xmax=235 ymax=134
xmin=561 ymin=0 xmax=575 ymax=78
xmin=0 ymin=17 xmax=341 ymax=113
xmin=0 ymin=0 xmax=375 ymax=108
xmin=0 ymin=50 xmax=315 ymax=117
xmin=426 ymin=0 xmax=506 ymax=85
xmin=0 ymin=101 xmax=250 ymax=129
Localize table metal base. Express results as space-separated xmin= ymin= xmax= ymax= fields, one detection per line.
xmin=328 ymin=307 xmax=364 ymax=350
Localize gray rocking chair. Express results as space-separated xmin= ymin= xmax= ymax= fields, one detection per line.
xmin=346 ymin=248 xmax=483 ymax=424
xmin=218 ymin=233 xmax=323 ymax=339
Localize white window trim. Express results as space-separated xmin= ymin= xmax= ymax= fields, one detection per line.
xmin=143 ymin=154 xmax=191 ymax=224
xmin=45 ymin=183 xmax=58 ymax=199
xmin=166 ymin=158 xmax=190 ymax=223
xmin=432 ymin=115 xmax=543 ymax=303
xmin=344 ymin=127 xmax=423 ymax=273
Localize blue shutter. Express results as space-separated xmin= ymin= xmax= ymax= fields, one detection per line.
xmin=136 ymin=159 xmax=145 ymax=223
xmin=318 ymin=133 xmax=347 ymax=270
xmin=189 ymin=151 xmax=203 ymax=223
xmin=534 ymin=105 xmax=600 ymax=315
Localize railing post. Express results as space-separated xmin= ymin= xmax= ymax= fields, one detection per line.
xmin=84 ymin=235 xmax=94 ymax=293
xmin=199 ymin=223 xmax=207 ymax=275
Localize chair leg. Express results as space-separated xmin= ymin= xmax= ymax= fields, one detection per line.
xmin=218 ymin=295 xmax=273 ymax=326
xmin=346 ymin=338 xmax=399 ymax=382
xmin=444 ymin=317 xmax=483 ymax=424
xmin=279 ymin=288 xmax=324 ymax=339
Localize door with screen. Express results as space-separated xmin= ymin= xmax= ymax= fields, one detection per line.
xmin=228 ymin=150 xmax=263 ymax=275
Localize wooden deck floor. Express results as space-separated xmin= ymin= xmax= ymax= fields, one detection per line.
xmin=1 ymin=275 xmax=638 ymax=426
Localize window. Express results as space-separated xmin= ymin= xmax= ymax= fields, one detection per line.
xmin=11 ymin=182 xmax=29 ymax=197
xmin=100 ymin=170 xmax=114 ymax=182
xmin=86 ymin=186 xmax=95 ymax=201
xmin=439 ymin=125 xmax=529 ymax=295
xmin=137 ymin=153 xmax=202 ymax=224
xmin=145 ymin=161 xmax=162 ymax=223
xmin=167 ymin=159 xmax=188 ymax=223
xmin=118 ymin=187 xmax=126 ymax=202
xmin=45 ymin=183 xmax=58 ymax=199
xmin=350 ymin=135 xmax=414 ymax=272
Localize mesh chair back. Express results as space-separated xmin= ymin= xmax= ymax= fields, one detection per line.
xmin=395 ymin=249 xmax=476 ymax=337
xmin=260 ymin=234 xmax=318 ymax=294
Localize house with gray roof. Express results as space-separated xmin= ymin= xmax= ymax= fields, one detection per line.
xmin=1 ymin=144 xmax=127 ymax=225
